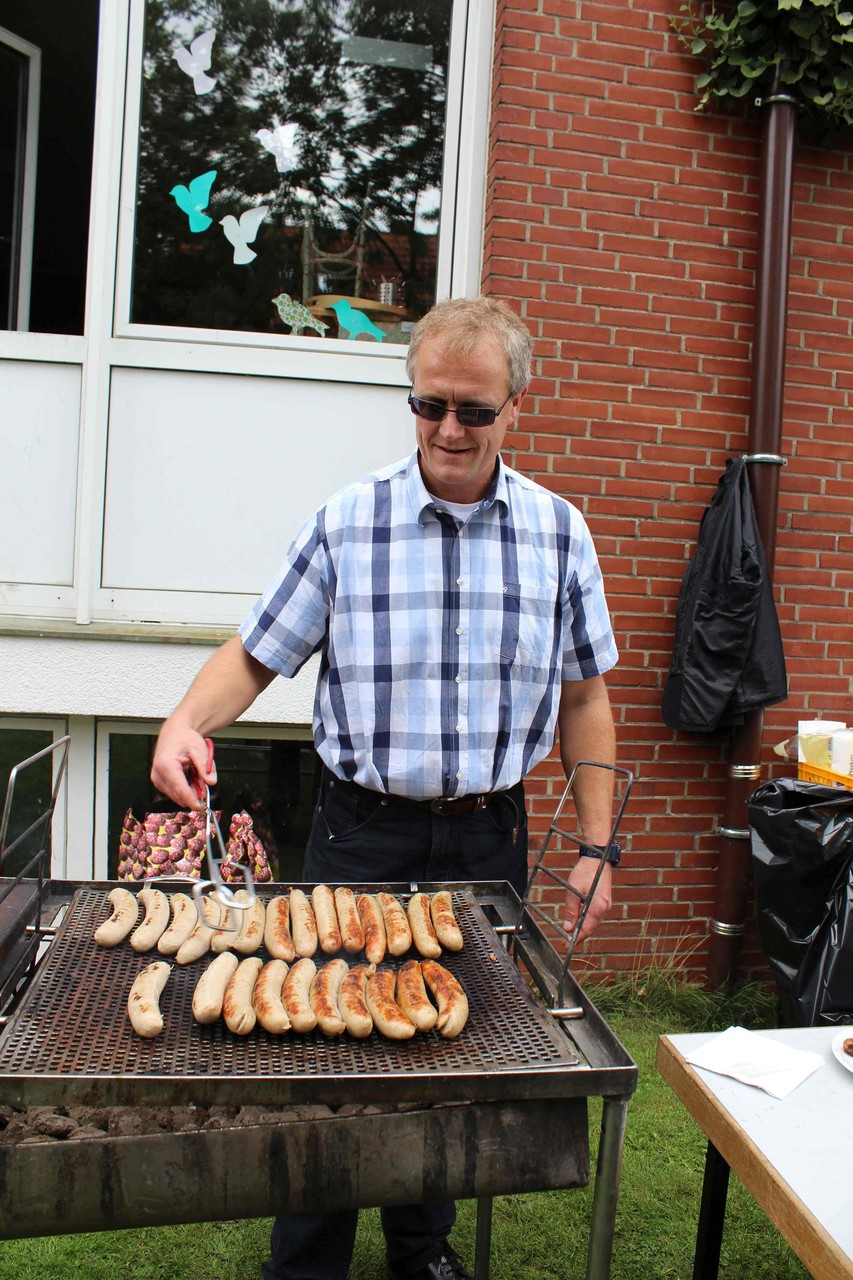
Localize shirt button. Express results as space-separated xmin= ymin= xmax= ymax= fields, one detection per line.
xmin=455 ymin=724 xmax=462 ymax=732
xmin=456 ymin=577 xmax=463 ymax=585
xmin=455 ymin=625 xmax=463 ymax=635
xmin=455 ymin=674 xmax=461 ymax=684
xmin=456 ymin=771 xmax=462 ymax=779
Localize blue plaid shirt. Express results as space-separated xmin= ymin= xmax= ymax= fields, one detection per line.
xmin=240 ymin=451 xmax=618 ymax=799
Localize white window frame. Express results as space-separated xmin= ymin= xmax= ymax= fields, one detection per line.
xmin=0 ymin=25 xmax=41 ymax=332
xmin=112 ymin=0 xmax=494 ymax=381
xmin=93 ymin=718 xmax=313 ymax=879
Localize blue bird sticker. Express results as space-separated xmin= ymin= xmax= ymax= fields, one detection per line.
xmin=169 ymin=170 xmax=218 ymax=232
xmin=330 ymin=298 xmax=385 ymax=342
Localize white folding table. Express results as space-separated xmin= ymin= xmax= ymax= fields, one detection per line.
xmin=657 ymin=1026 xmax=853 ymax=1280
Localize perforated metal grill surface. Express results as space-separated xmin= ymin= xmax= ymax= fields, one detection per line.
xmin=0 ymin=885 xmax=581 ymax=1107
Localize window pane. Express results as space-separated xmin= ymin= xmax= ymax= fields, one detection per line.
xmin=131 ymin=0 xmax=451 ymax=342
xmin=0 ymin=729 xmax=54 ymax=877
xmin=107 ymin=733 xmax=319 ymax=882
xmin=0 ymin=2 xmax=98 ymax=335
xmin=0 ymin=43 xmax=27 ymax=329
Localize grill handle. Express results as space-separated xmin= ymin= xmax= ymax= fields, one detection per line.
xmin=511 ymin=760 xmax=633 ymax=1007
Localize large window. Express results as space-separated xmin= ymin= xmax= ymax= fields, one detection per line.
xmin=0 ymin=722 xmax=67 ymax=878
xmin=0 ymin=4 xmax=98 ymax=335
xmin=104 ymin=728 xmax=319 ymax=882
xmin=130 ymin=0 xmax=453 ymax=343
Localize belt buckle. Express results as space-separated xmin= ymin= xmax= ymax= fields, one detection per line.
xmin=430 ymin=794 xmax=487 ymax=816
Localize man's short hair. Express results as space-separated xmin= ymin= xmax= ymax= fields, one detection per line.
xmin=406 ymin=296 xmax=533 ymax=395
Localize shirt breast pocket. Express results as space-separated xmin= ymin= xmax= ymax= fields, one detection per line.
xmin=499 ymin=579 xmax=557 ymax=668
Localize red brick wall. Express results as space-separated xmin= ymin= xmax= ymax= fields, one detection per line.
xmin=483 ymin=0 xmax=853 ymax=984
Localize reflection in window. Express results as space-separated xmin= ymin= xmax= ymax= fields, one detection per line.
xmin=0 ymin=3 xmax=98 ymax=335
xmin=107 ymin=732 xmax=319 ymax=882
xmin=132 ymin=0 xmax=452 ymax=343
xmin=0 ymin=729 xmax=53 ymax=877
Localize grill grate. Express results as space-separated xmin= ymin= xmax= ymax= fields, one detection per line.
xmin=0 ymin=886 xmax=582 ymax=1107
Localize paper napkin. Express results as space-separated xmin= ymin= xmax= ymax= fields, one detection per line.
xmin=684 ymin=1025 xmax=825 ymax=1100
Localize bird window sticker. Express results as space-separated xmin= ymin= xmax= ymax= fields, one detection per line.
xmin=132 ymin=0 xmax=452 ymax=340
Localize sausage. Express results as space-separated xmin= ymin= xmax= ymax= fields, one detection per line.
xmin=175 ymin=896 xmax=220 ymax=965
xmin=223 ymin=956 xmax=264 ymax=1035
xmin=94 ymin=887 xmax=139 ymax=946
xmin=210 ymin=903 xmax=240 ymax=953
xmin=365 ymin=967 xmax=416 ymax=1040
xmin=312 ymin=883 xmax=342 ymax=955
xmin=127 ymin=960 xmax=171 ymax=1038
xmin=407 ymin=892 xmax=442 ymax=959
xmin=377 ymin=892 xmax=412 ymax=957
xmin=396 ymin=958 xmax=438 ymax=1032
xmin=157 ymin=893 xmax=197 ymax=955
xmin=192 ymin=951 xmax=239 ymax=1025
xmin=334 ymin=887 xmax=365 ymax=954
xmin=420 ymin=960 xmax=469 ymax=1039
xmin=231 ymin=890 xmax=266 ymax=955
xmin=129 ymin=887 xmax=171 ymax=953
xmin=429 ymin=891 xmax=464 ymax=952
xmin=338 ymin=963 xmax=374 ymax=1038
xmin=282 ymin=957 xmax=318 ymax=1032
xmin=264 ymin=895 xmax=296 ymax=962
xmin=289 ymin=889 xmax=318 ymax=957
xmin=309 ymin=958 xmax=349 ymax=1036
xmin=252 ymin=959 xmax=291 ymax=1034
xmin=357 ymin=893 xmax=387 ymax=965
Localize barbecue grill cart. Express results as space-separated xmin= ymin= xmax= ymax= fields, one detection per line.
xmin=0 ymin=748 xmax=637 ymax=1280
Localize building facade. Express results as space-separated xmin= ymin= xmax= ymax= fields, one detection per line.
xmin=2 ymin=0 xmax=852 ymax=981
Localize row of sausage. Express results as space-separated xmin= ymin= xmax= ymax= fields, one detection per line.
xmin=94 ymin=884 xmax=464 ymax=965
xmin=127 ymin=953 xmax=469 ymax=1042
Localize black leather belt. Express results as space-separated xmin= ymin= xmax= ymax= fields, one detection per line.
xmin=324 ymin=769 xmax=507 ymax=816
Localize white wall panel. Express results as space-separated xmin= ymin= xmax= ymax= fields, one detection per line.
xmin=0 ymin=360 xmax=81 ymax=585
xmin=101 ymin=366 xmax=411 ymax=595
xmin=0 ymin=635 xmax=317 ymax=725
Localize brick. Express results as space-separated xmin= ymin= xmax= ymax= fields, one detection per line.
xmin=482 ymin=0 xmax=852 ymax=986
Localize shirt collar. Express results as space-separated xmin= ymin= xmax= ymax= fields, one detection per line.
xmin=407 ymin=450 xmax=509 ymax=526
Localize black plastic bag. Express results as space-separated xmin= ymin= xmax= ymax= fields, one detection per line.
xmin=749 ymin=777 xmax=853 ymax=1026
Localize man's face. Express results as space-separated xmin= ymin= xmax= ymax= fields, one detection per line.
xmin=411 ymin=335 xmax=526 ymax=504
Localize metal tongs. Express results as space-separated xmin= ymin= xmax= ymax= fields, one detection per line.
xmin=190 ymin=737 xmax=256 ymax=929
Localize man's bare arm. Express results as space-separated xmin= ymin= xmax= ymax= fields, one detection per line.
xmin=150 ymin=635 xmax=277 ymax=809
xmin=556 ymin=676 xmax=618 ymax=940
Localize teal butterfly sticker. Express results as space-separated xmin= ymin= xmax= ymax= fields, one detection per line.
xmin=169 ymin=170 xmax=217 ymax=232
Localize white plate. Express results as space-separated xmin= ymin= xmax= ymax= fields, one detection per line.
xmin=831 ymin=1029 xmax=853 ymax=1074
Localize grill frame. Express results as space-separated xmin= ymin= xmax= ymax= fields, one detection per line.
xmin=0 ymin=879 xmax=634 ymax=1109
xmin=0 ymin=877 xmax=636 ymax=1277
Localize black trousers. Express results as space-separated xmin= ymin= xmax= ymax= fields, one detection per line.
xmin=261 ymin=770 xmax=528 ymax=1280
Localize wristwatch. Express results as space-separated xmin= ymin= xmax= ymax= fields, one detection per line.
xmin=578 ymin=840 xmax=622 ymax=866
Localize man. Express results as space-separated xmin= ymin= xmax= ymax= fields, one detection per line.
xmin=151 ymin=295 xmax=620 ymax=1280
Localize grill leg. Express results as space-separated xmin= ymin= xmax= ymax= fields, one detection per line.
xmin=474 ymin=1196 xmax=493 ymax=1280
xmin=585 ymin=1096 xmax=629 ymax=1280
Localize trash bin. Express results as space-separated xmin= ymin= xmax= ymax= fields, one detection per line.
xmin=748 ymin=777 xmax=853 ymax=1027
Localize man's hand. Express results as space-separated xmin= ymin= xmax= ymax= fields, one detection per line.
xmin=150 ymin=720 xmax=216 ymax=811
xmin=149 ymin=635 xmax=277 ymax=808
xmin=562 ymin=858 xmax=612 ymax=941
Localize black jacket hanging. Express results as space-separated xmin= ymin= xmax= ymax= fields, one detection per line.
xmin=661 ymin=457 xmax=788 ymax=733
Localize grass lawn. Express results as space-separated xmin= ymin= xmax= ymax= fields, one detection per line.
xmin=0 ymin=978 xmax=810 ymax=1280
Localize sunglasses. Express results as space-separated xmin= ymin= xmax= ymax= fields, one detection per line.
xmin=407 ymin=390 xmax=513 ymax=429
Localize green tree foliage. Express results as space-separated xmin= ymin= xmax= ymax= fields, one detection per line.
xmin=672 ymin=0 xmax=853 ymax=146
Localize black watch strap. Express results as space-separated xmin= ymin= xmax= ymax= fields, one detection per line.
xmin=578 ymin=840 xmax=621 ymax=866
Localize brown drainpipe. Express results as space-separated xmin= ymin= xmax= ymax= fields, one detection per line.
xmin=706 ymin=74 xmax=797 ymax=991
